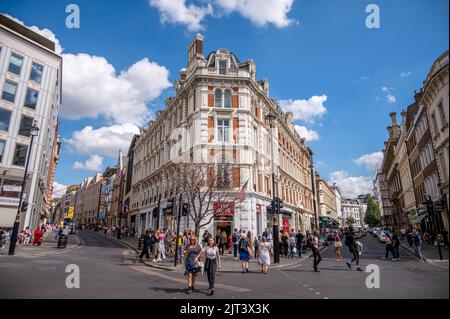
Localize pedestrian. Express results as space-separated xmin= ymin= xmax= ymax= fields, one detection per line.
xmin=201 ymin=236 xmax=221 ymax=296
xmin=0 ymin=228 xmax=5 ymax=249
xmin=334 ymin=231 xmax=343 ymax=261
xmin=32 ymin=227 xmax=43 ymax=246
xmin=116 ymin=226 xmax=121 ymax=240
xmin=231 ymin=228 xmax=240 ymax=260
xmin=311 ymin=228 xmax=322 ymax=272
xmin=412 ymin=229 xmax=425 ymax=262
xmin=23 ymin=227 xmax=31 ymax=246
xmin=202 ymin=230 xmax=211 ymax=248
xmin=152 ymin=229 xmax=161 ymax=262
xmin=281 ymin=231 xmax=289 ymax=257
xmin=406 ymin=231 xmax=413 ymax=247
xmin=239 ymin=230 xmax=252 ymax=273
xmin=158 ymin=229 xmax=166 ymax=260
xmin=139 ymin=230 xmax=152 ymax=261
xmin=289 ymin=232 xmax=296 ymax=258
xmin=184 ymin=235 xmax=202 ymax=294
xmin=217 ymin=231 xmax=224 ymax=256
xmin=295 ymin=230 xmax=304 ymax=258
xmin=382 ymin=233 xmax=399 ymax=261
xmin=392 ymin=231 xmax=400 ymax=259
xmin=254 ymin=236 xmax=260 ymax=259
xmin=345 ymin=226 xmax=365 ymax=271
xmin=258 ymin=236 xmax=272 ymax=274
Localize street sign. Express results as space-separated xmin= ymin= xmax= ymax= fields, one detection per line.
xmin=67 ymin=206 xmax=74 ymax=219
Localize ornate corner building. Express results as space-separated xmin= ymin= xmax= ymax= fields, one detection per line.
xmin=128 ymin=35 xmax=315 ymax=237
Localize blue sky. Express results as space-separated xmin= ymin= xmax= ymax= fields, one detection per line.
xmin=1 ymin=0 xmax=448 ymax=197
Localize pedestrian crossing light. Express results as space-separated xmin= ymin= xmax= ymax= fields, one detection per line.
xmin=182 ymin=202 xmax=189 ymax=216
xmin=276 ymin=197 xmax=284 ymax=214
xmin=21 ymin=201 xmax=28 ymax=212
xmin=166 ymin=197 xmax=175 ymax=215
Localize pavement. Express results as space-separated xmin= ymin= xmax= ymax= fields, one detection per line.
xmin=99 ymin=232 xmax=317 ymax=272
xmin=0 ymin=230 xmax=447 ymax=299
xmin=0 ymin=232 xmax=82 ymax=258
xmin=399 ymin=238 xmax=449 ymax=262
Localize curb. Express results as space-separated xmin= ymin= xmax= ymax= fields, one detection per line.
xmin=101 ymin=233 xmax=328 ymax=273
xmin=400 ymin=242 xmax=448 ymax=263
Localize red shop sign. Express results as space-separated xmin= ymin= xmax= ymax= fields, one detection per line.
xmin=213 ymin=202 xmax=235 ymax=216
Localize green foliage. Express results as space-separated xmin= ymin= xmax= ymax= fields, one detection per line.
xmin=364 ymin=196 xmax=381 ymax=227
xmin=346 ymin=217 xmax=356 ymax=226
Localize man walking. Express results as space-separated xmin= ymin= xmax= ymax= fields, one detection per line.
xmin=296 ymin=230 xmax=304 ymax=258
xmin=139 ymin=230 xmax=152 ymax=261
xmin=311 ymin=229 xmax=321 ymax=272
xmin=345 ymin=226 xmax=365 ymax=271
xmin=413 ymin=230 xmax=425 ymax=262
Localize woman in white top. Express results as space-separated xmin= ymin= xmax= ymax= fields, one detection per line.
xmin=258 ymin=237 xmax=272 ymax=274
xmin=201 ymin=237 xmax=221 ymax=296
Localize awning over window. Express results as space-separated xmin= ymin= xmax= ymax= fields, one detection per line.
xmin=414 ymin=213 xmax=427 ymax=224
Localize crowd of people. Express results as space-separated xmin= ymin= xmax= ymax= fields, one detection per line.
xmin=0 ymin=224 xmax=64 ymax=250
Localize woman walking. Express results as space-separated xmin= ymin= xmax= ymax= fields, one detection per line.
xmin=239 ymin=230 xmax=252 ymax=273
xmin=289 ymin=233 xmax=296 ymax=258
xmin=382 ymin=233 xmax=399 ymax=261
xmin=202 ymin=236 xmax=222 ymax=296
xmin=158 ymin=229 xmax=166 ymax=260
xmin=258 ymin=237 xmax=272 ymax=274
xmin=334 ymin=231 xmax=343 ymax=261
xmin=152 ymin=229 xmax=161 ymax=262
xmin=184 ymin=235 xmax=202 ymax=294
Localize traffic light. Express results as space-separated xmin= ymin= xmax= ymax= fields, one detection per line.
xmin=166 ymin=197 xmax=175 ymax=215
xmin=182 ymin=202 xmax=189 ymax=216
xmin=276 ymin=197 xmax=284 ymax=214
xmin=21 ymin=201 xmax=28 ymax=212
xmin=267 ymin=205 xmax=274 ymax=214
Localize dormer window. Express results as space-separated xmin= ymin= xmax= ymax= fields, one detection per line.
xmin=219 ymin=60 xmax=227 ymax=75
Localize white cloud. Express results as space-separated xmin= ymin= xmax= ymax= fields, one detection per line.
xmin=354 ymin=151 xmax=383 ymax=171
xmin=386 ymin=94 xmax=397 ymax=104
xmin=61 ymin=54 xmax=171 ymax=125
xmin=215 ymin=0 xmax=296 ymax=28
xmin=5 ymin=14 xmax=63 ymax=54
xmin=329 ymin=171 xmax=373 ymax=198
xmin=65 ymin=123 xmax=140 ymax=158
xmin=148 ymin=0 xmax=296 ymax=31
xmin=52 ymin=182 xmax=67 ymax=198
xmin=294 ymin=125 xmax=319 ymax=141
xmin=380 ymin=87 xmax=396 ymax=104
xmin=400 ymin=71 xmax=412 ymax=77
xmin=73 ymin=155 xmax=104 ymax=171
xmin=149 ymin=0 xmax=213 ymax=31
xmin=278 ymin=95 xmax=327 ymax=124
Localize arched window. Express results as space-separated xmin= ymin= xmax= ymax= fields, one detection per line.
xmin=215 ymin=89 xmax=222 ymax=107
xmin=224 ymin=90 xmax=231 ymax=108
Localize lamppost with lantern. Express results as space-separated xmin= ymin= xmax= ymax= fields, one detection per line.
xmin=8 ymin=124 xmax=39 ymax=255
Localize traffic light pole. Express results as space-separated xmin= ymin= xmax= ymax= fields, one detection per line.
xmin=267 ymin=114 xmax=280 ymax=264
xmin=9 ymin=133 xmax=36 ymax=255
xmin=174 ymin=194 xmax=183 ymax=267
xmin=431 ymin=199 xmax=443 ymax=260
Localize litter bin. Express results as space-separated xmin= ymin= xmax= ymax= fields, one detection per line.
xmin=57 ymin=234 xmax=68 ymax=249
xmin=138 ymin=235 xmax=144 ymax=250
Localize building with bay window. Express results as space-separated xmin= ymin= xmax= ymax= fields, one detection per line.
xmin=129 ymin=35 xmax=315 ymax=238
xmin=0 ymin=14 xmax=61 ymax=230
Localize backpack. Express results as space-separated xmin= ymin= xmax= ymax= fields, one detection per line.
xmin=239 ymin=238 xmax=248 ymax=251
xmin=232 ymin=233 xmax=239 ymax=244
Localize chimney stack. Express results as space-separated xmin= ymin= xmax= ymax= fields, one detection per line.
xmin=188 ymin=34 xmax=204 ymax=64
xmin=389 ymin=112 xmax=397 ymax=126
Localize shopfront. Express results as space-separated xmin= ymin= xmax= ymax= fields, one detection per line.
xmin=213 ymin=202 xmax=234 ymax=237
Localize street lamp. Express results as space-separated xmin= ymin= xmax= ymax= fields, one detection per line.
xmin=8 ymin=124 xmax=39 ymax=255
xmin=265 ymin=113 xmax=280 ymax=264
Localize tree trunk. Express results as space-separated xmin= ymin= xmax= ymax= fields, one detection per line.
xmin=195 ymin=222 xmax=201 ymax=238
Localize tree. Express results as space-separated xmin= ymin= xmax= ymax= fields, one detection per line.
xmin=346 ymin=217 xmax=356 ymax=226
xmin=171 ymin=162 xmax=242 ymax=237
xmin=364 ymin=196 xmax=381 ymax=228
